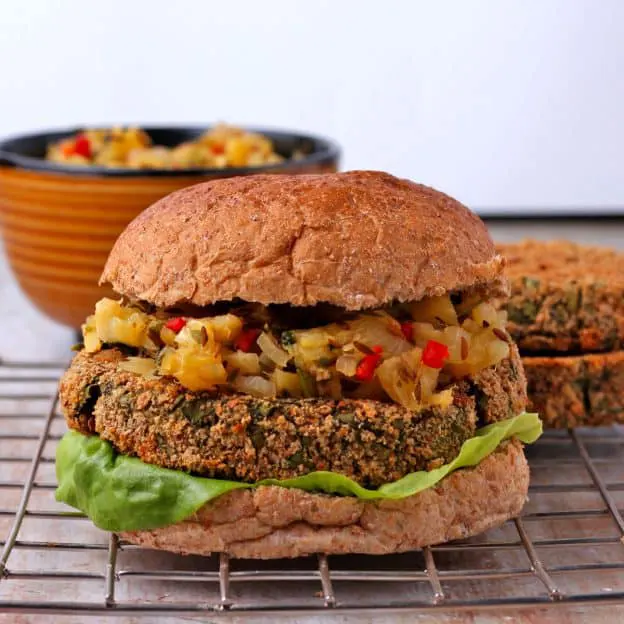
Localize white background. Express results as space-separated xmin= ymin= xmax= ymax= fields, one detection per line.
xmin=1 ymin=0 xmax=623 ymax=213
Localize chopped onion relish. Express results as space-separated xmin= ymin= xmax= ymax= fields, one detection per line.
xmin=80 ymin=294 xmax=511 ymax=411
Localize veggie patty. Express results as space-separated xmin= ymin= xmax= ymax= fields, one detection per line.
xmin=60 ymin=346 xmax=526 ymax=487
xmin=498 ymin=240 xmax=624 ymax=353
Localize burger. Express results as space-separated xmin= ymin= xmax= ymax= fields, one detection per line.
xmin=55 ymin=171 xmax=541 ymax=559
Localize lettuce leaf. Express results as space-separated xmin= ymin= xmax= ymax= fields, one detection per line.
xmin=55 ymin=412 xmax=541 ymax=532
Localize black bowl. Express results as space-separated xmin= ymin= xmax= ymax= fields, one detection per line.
xmin=0 ymin=125 xmax=341 ymax=177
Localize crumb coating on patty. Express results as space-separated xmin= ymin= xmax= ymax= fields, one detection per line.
xmin=60 ymin=348 xmax=527 ymax=487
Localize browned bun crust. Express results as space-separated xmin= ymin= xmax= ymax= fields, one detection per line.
xmin=121 ymin=439 xmax=528 ymax=559
xmin=101 ymin=171 xmax=504 ymax=310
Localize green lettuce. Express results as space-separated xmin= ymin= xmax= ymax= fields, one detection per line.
xmin=55 ymin=412 xmax=541 ymax=532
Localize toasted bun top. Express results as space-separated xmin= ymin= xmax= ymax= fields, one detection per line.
xmin=101 ymin=171 xmax=503 ymax=309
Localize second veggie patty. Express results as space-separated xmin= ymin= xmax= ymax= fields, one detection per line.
xmin=60 ymin=347 xmax=527 ymax=487
xmin=497 ymin=240 xmax=624 ymax=353
xmin=523 ymin=350 xmax=624 ymax=428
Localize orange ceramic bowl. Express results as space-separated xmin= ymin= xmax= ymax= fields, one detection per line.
xmin=0 ymin=126 xmax=340 ymax=328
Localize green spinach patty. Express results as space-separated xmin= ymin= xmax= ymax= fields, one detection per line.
xmin=60 ymin=346 xmax=527 ymax=487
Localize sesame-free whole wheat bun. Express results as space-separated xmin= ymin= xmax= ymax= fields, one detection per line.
xmin=57 ymin=171 xmax=538 ymax=559
xmin=101 ymin=171 xmax=506 ymax=309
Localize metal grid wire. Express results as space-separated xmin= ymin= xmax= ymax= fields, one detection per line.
xmin=0 ymin=358 xmax=624 ymax=617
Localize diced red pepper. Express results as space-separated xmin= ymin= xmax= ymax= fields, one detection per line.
xmin=60 ymin=141 xmax=75 ymax=157
xmin=165 ymin=317 xmax=187 ymax=333
xmin=400 ymin=322 xmax=413 ymax=342
xmin=72 ymin=134 xmax=92 ymax=158
xmin=355 ymin=345 xmax=383 ymax=381
xmin=211 ymin=143 xmax=225 ymax=155
xmin=235 ymin=328 xmax=261 ymax=352
xmin=422 ymin=339 xmax=449 ymax=369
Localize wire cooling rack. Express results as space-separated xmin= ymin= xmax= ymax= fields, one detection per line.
xmin=1 ymin=358 xmax=624 ymax=617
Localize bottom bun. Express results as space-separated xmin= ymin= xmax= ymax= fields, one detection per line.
xmin=121 ymin=440 xmax=528 ymax=559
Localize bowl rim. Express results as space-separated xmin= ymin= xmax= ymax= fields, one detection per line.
xmin=0 ymin=124 xmax=341 ymax=178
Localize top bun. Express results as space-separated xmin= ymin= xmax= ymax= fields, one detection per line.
xmin=101 ymin=171 xmax=503 ymax=310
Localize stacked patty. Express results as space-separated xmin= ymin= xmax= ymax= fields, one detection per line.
xmin=497 ymin=239 xmax=624 ymax=428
